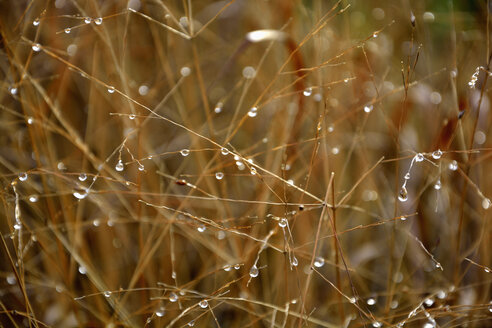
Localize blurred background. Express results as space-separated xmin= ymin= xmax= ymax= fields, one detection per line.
xmin=1 ymin=0 xmax=491 ymax=327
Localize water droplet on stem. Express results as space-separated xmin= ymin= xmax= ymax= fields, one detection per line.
xmin=115 ymin=160 xmax=124 ymax=172
xmin=249 ymin=265 xmax=259 ymax=277
xmin=248 ymin=107 xmax=258 ymax=117
xmin=398 ymin=186 xmax=408 ymax=202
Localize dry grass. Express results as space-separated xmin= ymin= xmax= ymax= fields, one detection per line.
xmin=0 ymin=0 xmax=491 ymax=327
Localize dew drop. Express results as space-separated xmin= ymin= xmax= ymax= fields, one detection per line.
xmin=424 ymin=298 xmax=434 ymax=307
xmin=436 ymin=290 xmax=447 ymax=299
xmin=138 ymin=163 xmax=145 ymax=171
xmin=434 ymin=179 xmax=441 ymax=190
xmin=107 ymin=86 xmax=115 ymax=94
xmin=29 ymin=194 xmax=39 ymax=203
xmin=79 ymin=173 xmax=87 ymax=181
xmin=84 ymin=17 xmax=92 ymax=24
xmin=372 ymin=322 xmax=382 ymax=328
xmin=423 ymin=322 xmax=435 ymax=328
xmin=9 ymin=86 xmax=18 ymax=95
xmin=217 ymin=231 xmax=225 ymax=240
xmin=400 ymin=216 xmax=407 ymax=221
xmin=64 ymin=28 xmax=71 ymax=34
xmin=169 ymin=292 xmax=178 ymax=302
xmin=303 ymin=87 xmax=313 ymax=97
xmin=343 ymin=78 xmax=349 ymax=83
xmin=404 ymin=173 xmax=411 ymax=180
xmin=373 ymin=33 xmax=378 ymax=38
xmin=482 ymin=198 xmax=491 ymax=210
xmin=410 ymin=11 xmax=416 ymax=26
xmin=32 ymin=43 xmax=41 ymax=52
xmin=398 ymin=186 xmax=408 ymax=202
xmin=432 ymin=149 xmax=442 ymax=159
xmin=19 ymin=172 xmax=28 ymax=181
xmin=215 ymin=172 xmax=224 ymax=180
xmin=223 ymin=265 xmax=232 ymax=272
xmin=249 ymin=265 xmax=259 ymax=278
xmin=6 ymin=274 xmax=16 ymax=285
xmin=94 ymin=17 xmax=103 ymax=25
xmin=214 ymin=102 xmax=223 ymax=113
xmin=73 ymin=190 xmax=88 ymax=200
xmin=349 ymin=297 xmax=356 ymax=304
xmin=92 ymin=219 xmax=100 ymax=227
xmin=180 ymin=66 xmax=191 ymax=77
xmin=364 ymin=105 xmax=373 ymax=113
xmin=188 ymin=320 xmax=195 ymax=326
xmin=27 ymin=117 xmax=34 ymax=124
xmin=242 ymin=66 xmax=256 ymax=79
xmin=291 ymin=256 xmax=298 ymax=267
xmin=415 ymin=153 xmax=424 ymax=162
xmin=250 ymin=167 xmax=257 ymax=175
xmin=314 ymin=257 xmax=325 ymax=268
xmin=14 ymin=223 xmax=21 ymax=230
xmin=138 ymin=85 xmax=149 ymax=95
xmin=78 ymin=266 xmax=87 ymax=275
xmin=129 ymin=114 xmax=136 ymax=120
xmin=236 ymin=161 xmax=245 ymax=170
xmin=278 ymin=218 xmax=288 ymax=228
xmin=220 ymin=147 xmax=229 ymax=155
xmin=197 ymin=225 xmax=206 ymax=233
xmin=104 ymin=291 xmax=111 ymax=298
xmin=449 ymin=160 xmax=458 ymax=171
xmin=367 ymin=297 xmax=376 ymax=305
xmin=180 ymin=149 xmax=190 ymax=157
xmin=115 ymin=160 xmax=124 ymax=172
xmin=33 ymin=18 xmax=40 ymax=26
xmin=198 ymin=300 xmax=208 ymax=308
xmin=57 ymin=162 xmax=66 ymax=171
xmin=155 ymin=307 xmax=165 ymax=317
xmin=247 ymin=107 xmax=258 ymax=117
xmin=234 ymin=264 xmax=240 ymax=270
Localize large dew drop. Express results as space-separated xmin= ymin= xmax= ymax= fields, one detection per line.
xmin=314 ymin=257 xmax=325 ymax=268
xmin=169 ymin=292 xmax=178 ymax=302
xmin=398 ymin=186 xmax=408 ymax=202
xmin=432 ymin=149 xmax=442 ymax=159
xmin=115 ymin=160 xmax=124 ymax=172
xmin=249 ymin=265 xmax=259 ymax=278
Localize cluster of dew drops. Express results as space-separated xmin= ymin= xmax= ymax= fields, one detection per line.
xmin=397 ymin=149 xmax=491 ymax=210
xmin=398 ymin=150 xmax=446 ymax=203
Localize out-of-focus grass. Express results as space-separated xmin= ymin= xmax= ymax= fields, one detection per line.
xmin=0 ymin=0 xmax=491 ymax=327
